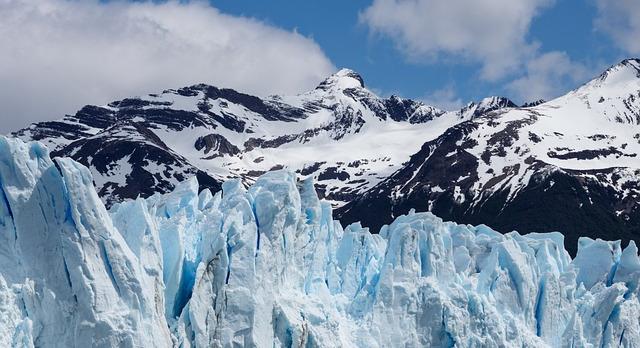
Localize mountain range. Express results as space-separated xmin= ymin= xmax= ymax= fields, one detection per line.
xmin=14 ymin=58 xmax=640 ymax=254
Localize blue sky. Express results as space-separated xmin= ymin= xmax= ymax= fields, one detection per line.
xmin=212 ymin=0 xmax=629 ymax=106
xmin=1 ymin=0 xmax=639 ymax=131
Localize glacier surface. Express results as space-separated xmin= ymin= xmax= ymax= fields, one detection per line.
xmin=0 ymin=136 xmax=639 ymax=347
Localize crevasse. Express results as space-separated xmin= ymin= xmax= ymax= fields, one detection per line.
xmin=0 ymin=136 xmax=639 ymax=347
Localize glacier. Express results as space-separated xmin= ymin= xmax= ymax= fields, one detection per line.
xmin=0 ymin=136 xmax=639 ymax=348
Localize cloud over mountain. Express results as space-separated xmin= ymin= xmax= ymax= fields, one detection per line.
xmin=0 ymin=0 xmax=335 ymax=132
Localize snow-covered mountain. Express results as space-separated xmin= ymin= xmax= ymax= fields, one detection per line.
xmin=2 ymin=136 xmax=640 ymax=347
xmin=339 ymin=59 xmax=640 ymax=255
xmin=14 ymin=68 xmax=469 ymax=207
xmin=14 ymin=59 xmax=640 ymax=254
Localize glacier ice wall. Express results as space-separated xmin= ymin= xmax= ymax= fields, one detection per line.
xmin=0 ymin=137 xmax=171 ymax=347
xmin=1 ymin=136 xmax=640 ymax=347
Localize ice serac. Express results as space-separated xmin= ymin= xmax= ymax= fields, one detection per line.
xmin=168 ymin=174 xmax=640 ymax=347
xmin=0 ymin=137 xmax=170 ymax=347
xmin=1 ymin=136 xmax=640 ymax=347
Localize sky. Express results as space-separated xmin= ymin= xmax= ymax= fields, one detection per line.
xmin=1 ymin=0 xmax=639 ymax=132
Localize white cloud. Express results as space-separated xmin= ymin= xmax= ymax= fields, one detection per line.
xmin=421 ymin=85 xmax=464 ymax=111
xmin=360 ymin=0 xmax=554 ymax=80
xmin=0 ymin=0 xmax=335 ymax=132
xmin=506 ymin=51 xmax=589 ymax=102
xmin=595 ymin=0 xmax=640 ymax=54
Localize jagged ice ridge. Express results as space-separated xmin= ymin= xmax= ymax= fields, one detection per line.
xmin=0 ymin=136 xmax=639 ymax=347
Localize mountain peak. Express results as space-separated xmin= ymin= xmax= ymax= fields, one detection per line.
xmin=477 ymin=96 xmax=516 ymax=109
xmin=316 ymin=68 xmax=365 ymax=91
xmin=620 ymin=58 xmax=640 ymax=66
xmin=456 ymin=96 xmax=516 ymax=119
xmin=590 ymin=58 xmax=640 ymax=87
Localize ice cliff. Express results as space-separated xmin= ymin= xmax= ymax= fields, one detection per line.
xmin=0 ymin=136 xmax=639 ymax=347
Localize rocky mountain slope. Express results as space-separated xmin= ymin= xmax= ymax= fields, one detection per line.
xmin=13 ymin=59 xmax=640 ymax=253
xmin=1 ymin=136 xmax=639 ymax=347
xmin=13 ymin=68 xmax=514 ymax=206
xmin=339 ymin=59 xmax=640 ymax=255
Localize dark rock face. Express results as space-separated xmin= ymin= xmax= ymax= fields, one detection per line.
xmin=49 ymin=122 xmax=222 ymax=207
xmin=318 ymin=167 xmax=350 ymax=181
xmin=338 ymin=166 xmax=640 ymax=256
xmin=179 ymin=84 xmax=307 ymax=122
xmin=380 ymin=96 xmax=445 ymax=123
xmin=195 ymin=134 xmax=240 ymax=158
xmin=547 ymin=147 xmax=636 ymax=160
xmin=521 ymin=99 xmax=546 ymax=108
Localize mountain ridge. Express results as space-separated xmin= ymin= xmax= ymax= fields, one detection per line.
xmin=13 ymin=59 xmax=640 ymax=253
